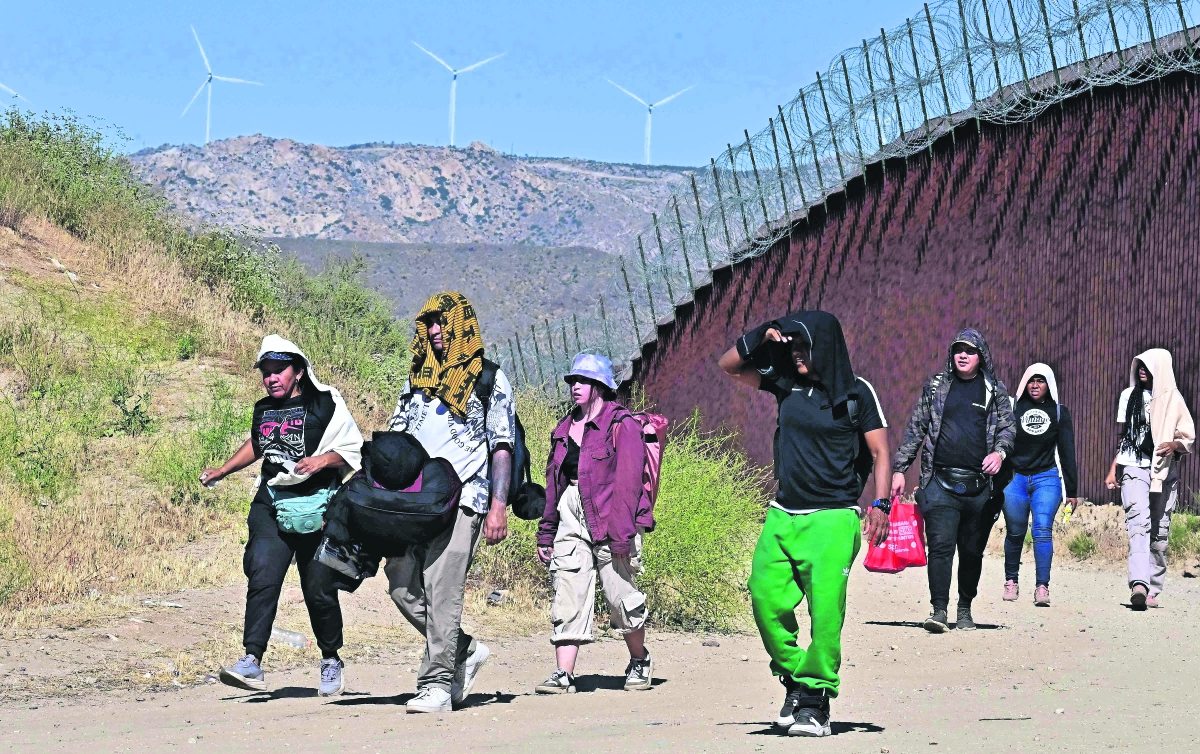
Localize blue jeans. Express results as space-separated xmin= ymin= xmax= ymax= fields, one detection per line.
xmin=1002 ymin=469 xmax=1062 ymax=585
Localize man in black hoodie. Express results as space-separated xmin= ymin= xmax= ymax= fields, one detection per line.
xmin=891 ymin=328 xmax=1015 ymax=632
xmin=719 ymin=311 xmax=891 ymax=737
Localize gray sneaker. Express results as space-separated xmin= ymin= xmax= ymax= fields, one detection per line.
xmin=923 ymin=609 xmax=949 ymax=633
xmin=219 ymin=654 xmax=266 ymax=691
xmin=624 ymin=651 xmax=653 ymax=691
xmin=956 ymin=605 xmax=976 ymax=631
xmin=451 ymin=642 xmax=490 ymax=707
xmin=318 ymin=658 xmax=345 ymax=697
xmin=535 ymin=668 xmax=577 ymax=694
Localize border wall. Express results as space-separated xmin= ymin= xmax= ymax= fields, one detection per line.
xmin=628 ymin=72 xmax=1200 ymax=507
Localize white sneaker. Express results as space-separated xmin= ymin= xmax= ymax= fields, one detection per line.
xmin=450 ymin=642 xmax=490 ymax=707
xmin=406 ymin=687 xmax=452 ymax=714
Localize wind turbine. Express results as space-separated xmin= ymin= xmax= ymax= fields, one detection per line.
xmin=181 ymin=25 xmax=262 ymax=146
xmin=606 ymin=80 xmax=693 ymax=165
xmin=412 ymin=42 xmax=505 ymax=148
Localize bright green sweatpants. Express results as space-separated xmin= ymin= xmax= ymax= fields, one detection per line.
xmin=748 ymin=507 xmax=861 ymax=697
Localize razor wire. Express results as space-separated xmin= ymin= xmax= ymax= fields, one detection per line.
xmin=501 ymin=0 xmax=1200 ymax=393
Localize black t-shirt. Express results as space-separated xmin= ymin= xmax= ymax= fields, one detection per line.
xmin=933 ymin=373 xmax=988 ymax=471
xmin=1009 ymin=396 xmax=1059 ymax=475
xmin=252 ymin=389 xmax=339 ymax=496
xmin=561 ymin=437 xmax=580 ymax=482
xmin=760 ymin=373 xmax=886 ymax=511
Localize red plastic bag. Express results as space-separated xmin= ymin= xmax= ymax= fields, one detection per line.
xmin=863 ymin=498 xmax=927 ymax=573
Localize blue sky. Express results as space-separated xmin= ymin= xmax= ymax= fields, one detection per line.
xmin=3 ymin=1 xmax=914 ymax=165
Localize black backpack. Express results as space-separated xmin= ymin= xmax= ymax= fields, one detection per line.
xmin=475 ymin=359 xmax=547 ymax=521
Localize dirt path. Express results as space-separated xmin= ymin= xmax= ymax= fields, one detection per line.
xmin=2 ymin=557 xmax=1197 ymax=753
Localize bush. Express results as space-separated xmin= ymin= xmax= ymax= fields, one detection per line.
xmin=1067 ymin=531 xmax=1098 ymax=560
xmin=1168 ymin=512 xmax=1200 ymax=557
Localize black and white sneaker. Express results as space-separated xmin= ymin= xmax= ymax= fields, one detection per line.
xmin=775 ymin=678 xmax=805 ymax=727
xmin=535 ymin=669 xmax=576 ymax=694
xmin=624 ymin=651 xmax=653 ymax=691
xmin=787 ymin=689 xmax=832 ymax=737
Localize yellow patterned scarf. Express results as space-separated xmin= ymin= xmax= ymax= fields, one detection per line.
xmin=409 ymin=292 xmax=484 ymax=419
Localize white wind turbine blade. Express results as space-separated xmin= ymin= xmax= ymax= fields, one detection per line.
xmin=190 ymin=25 xmax=212 ymax=73
xmin=181 ymin=79 xmax=208 ymax=116
xmin=212 ymin=75 xmax=263 ymax=85
xmin=412 ymin=42 xmax=455 ymax=73
xmin=456 ymin=52 xmax=505 ymax=74
xmin=606 ymin=78 xmax=648 ymax=107
xmin=651 ymin=85 xmax=694 ymax=108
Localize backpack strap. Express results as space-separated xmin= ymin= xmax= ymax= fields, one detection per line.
xmin=474 ymin=358 xmax=499 ymax=418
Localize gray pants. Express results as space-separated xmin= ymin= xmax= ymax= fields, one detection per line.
xmin=1121 ymin=465 xmax=1178 ymax=596
xmin=384 ymin=507 xmax=483 ymax=692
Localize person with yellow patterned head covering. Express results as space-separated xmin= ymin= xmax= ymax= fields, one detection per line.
xmin=385 ymin=291 xmax=517 ymax=714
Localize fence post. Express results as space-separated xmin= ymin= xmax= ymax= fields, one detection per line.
xmin=840 ymin=56 xmax=867 ymax=170
xmin=690 ymin=173 xmax=714 ymax=274
xmin=958 ymin=0 xmax=982 ymax=130
xmin=980 ymin=0 xmax=1007 ymax=99
xmin=637 ymin=236 xmax=660 ymax=325
xmin=671 ymin=197 xmax=697 ymax=291
xmin=651 ymin=214 xmax=677 ymax=308
xmin=881 ymin=28 xmax=907 ymax=141
xmin=777 ymin=106 xmax=809 ymax=207
xmin=599 ymin=294 xmax=614 ymax=358
xmin=572 ymin=312 xmax=582 ymax=353
xmin=744 ymin=130 xmax=771 ymax=225
xmin=768 ymin=118 xmax=791 ymax=215
xmin=924 ymin=4 xmax=955 ymax=141
xmin=507 ymin=337 xmax=521 ymax=388
xmin=726 ymin=144 xmax=754 ymax=240
xmin=619 ymin=258 xmax=642 ymax=346
xmin=710 ymin=158 xmax=736 ymax=255
xmin=1142 ymin=0 xmax=1160 ymax=55
xmin=1004 ymin=0 xmax=1034 ymax=97
xmin=815 ymin=73 xmax=846 ymax=183
xmin=906 ymin=18 xmax=934 ymax=144
xmin=513 ymin=333 xmax=531 ymax=387
xmin=544 ymin=318 xmax=561 ymax=398
xmin=529 ymin=323 xmax=546 ymax=390
xmin=1175 ymin=0 xmax=1195 ymax=55
xmin=1105 ymin=1 xmax=1126 ymax=68
xmin=798 ymin=89 xmax=827 ymax=200
xmin=1036 ymin=0 xmax=1063 ymax=88
xmin=861 ymin=41 xmax=886 ymax=151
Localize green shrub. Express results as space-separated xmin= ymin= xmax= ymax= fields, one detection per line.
xmin=1168 ymin=513 xmax=1200 ymax=557
xmin=175 ymin=332 xmax=200 ymax=361
xmin=142 ymin=378 xmax=252 ymax=509
xmin=1067 ymin=531 xmax=1098 ymax=560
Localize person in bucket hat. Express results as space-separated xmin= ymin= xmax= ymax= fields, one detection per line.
xmin=535 ymin=353 xmax=654 ymax=694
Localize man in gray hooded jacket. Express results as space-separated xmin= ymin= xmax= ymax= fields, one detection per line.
xmin=891 ymin=328 xmax=1016 ymax=632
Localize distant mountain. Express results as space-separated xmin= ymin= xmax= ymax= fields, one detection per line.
xmin=130 ymin=136 xmax=695 ymax=254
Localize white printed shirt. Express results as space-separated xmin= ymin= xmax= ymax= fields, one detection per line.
xmin=388 ymin=369 xmax=517 ymax=513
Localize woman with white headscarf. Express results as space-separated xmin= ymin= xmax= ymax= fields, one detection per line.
xmin=200 ymin=335 xmax=363 ymax=696
xmin=1001 ymin=363 xmax=1078 ymax=607
xmin=1104 ymin=348 xmax=1194 ymax=609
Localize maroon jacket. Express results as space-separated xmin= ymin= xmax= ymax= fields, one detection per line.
xmin=537 ymin=401 xmax=648 ymax=555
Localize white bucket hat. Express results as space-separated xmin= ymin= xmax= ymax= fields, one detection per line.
xmin=564 ymin=352 xmax=616 ymax=391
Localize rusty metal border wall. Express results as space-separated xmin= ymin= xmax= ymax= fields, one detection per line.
xmin=627 ymin=71 xmax=1200 ymax=508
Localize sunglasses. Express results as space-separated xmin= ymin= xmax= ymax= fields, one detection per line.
xmin=952 ymin=345 xmax=980 ymax=356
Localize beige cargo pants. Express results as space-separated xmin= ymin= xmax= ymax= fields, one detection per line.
xmin=549 ymin=483 xmax=647 ymax=644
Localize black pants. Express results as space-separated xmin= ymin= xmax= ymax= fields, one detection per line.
xmin=243 ymin=497 xmax=344 ymax=659
xmin=917 ymin=480 xmax=1000 ymax=612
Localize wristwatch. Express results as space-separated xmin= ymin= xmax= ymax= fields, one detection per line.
xmin=871 ymin=498 xmax=892 ymax=515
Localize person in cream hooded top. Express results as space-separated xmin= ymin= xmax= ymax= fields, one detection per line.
xmin=1105 ymin=348 xmax=1194 ymax=608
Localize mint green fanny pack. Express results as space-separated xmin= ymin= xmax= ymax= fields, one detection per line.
xmin=267 ymin=483 xmax=336 ymax=535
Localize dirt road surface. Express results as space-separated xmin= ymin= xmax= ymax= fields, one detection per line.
xmin=3 ymin=557 xmax=1197 ymax=753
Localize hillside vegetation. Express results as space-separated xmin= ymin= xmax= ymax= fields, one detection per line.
xmin=0 ymin=109 xmax=766 ymax=640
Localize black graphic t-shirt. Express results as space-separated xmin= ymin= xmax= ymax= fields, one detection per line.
xmin=252 ymin=389 xmax=338 ymax=496
xmin=933 ymin=373 xmax=988 ymax=471
xmin=1009 ymin=395 xmax=1079 ymax=496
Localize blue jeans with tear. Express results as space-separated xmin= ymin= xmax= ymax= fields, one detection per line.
xmin=1002 ymin=468 xmax=1062 ymax=586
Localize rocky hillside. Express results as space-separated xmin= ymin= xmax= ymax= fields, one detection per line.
xmin=130 ymin=137 xmax=694 ymax=253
